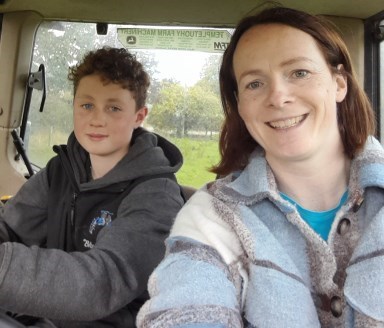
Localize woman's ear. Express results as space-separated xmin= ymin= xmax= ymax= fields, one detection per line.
xmin=335 ymin=64 xmax=348 ymax=103
xmin=134 ymin=106 xmax=148 ymax=127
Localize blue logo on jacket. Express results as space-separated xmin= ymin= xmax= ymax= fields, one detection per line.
xmin=89 ymin=210 xmax=113 ymax=234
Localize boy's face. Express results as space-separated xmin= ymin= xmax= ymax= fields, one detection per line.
xmin=73 ymin=74 xmax=147 ymax=165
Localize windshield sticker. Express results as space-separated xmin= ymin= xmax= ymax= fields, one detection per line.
xmin=117 ymin=28 xmax=231 ymax=52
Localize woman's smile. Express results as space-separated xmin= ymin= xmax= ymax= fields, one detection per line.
xmin=267 ymin=114 xmax=308 ymax=130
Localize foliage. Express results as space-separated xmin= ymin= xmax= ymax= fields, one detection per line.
xmin=188 ymin=84 xmax=222 ymax=136
xmin=197 ymin=55 xmax=222 ymax=95
xmin=147 ymin=81 xmax=186 ymax=136
xmin=148 ymin=72 xmax=223 ymax=138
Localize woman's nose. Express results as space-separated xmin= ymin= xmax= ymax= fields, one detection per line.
xmin=266 ymin=78 xmax=294 ymax=109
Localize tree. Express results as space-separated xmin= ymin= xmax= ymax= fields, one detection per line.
xmin=134 ymin=52 xmax=160 ymax=106
xmin=188 ymin=85 xmax=222 ymax=136
xmin=147 ymin=80 xmax=223 ymax=137
xmin=147 ymin=80 xmax=187 ymax=137
xmin=196 ymin=55 xmax=222 ymax=95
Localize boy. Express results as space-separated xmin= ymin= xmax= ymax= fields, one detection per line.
xmin=0 ymin=47 xmax=185 ymax=327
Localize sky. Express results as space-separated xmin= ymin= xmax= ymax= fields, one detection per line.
xmin=151 ymin=50 xmax=215 ymax=86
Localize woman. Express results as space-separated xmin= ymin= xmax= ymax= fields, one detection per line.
xmin=137 ymin=7 xmax=384 ymax=327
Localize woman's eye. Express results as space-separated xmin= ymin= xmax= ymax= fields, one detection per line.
xmin=247 ymin=81 xmax=263 ymax=89
xmin=293 ymin=70 xmax=309 ymax=78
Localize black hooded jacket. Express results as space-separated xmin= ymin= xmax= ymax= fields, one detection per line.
xmin=0 ymin=128 xmax=185 ymax=327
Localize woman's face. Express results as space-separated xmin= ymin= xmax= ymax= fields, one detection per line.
xmin=233 ymin=24 xmax=347 ymax=166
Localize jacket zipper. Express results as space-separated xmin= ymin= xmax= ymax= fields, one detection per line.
xmin=70 ymin=192 xmax=78 ymax=225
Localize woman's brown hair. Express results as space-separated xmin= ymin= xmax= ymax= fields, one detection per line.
xmin=212 ymin=6 xmax=376 ymax=176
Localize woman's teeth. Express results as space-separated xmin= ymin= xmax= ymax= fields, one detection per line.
xmin=268 ymin=114 xmax=306 ymax=129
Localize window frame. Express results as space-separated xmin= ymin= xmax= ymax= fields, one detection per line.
xmin=364 ymin=10 xmax=384 ymax=140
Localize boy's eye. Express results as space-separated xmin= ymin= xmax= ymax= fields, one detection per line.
xmin=81 ymin=103 xmax=93 ymax=110
xmin=109 ymin=106 xmax=122 ymax=112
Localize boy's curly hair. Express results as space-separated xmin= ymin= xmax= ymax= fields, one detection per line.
xmin=68 ymin=46 xmax=150 ymax=109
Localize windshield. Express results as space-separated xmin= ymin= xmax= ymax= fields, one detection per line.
xmin=28 ymin=21 xmax=231 ymax=187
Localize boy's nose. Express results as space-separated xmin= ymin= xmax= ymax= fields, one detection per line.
xmin=90 ymin=109 xmax=106 ymax=126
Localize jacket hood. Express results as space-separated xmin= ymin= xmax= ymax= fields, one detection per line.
xmin=53 ymin=128 xmax=183 ymax=191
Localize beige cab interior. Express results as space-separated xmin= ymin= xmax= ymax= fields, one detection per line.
xmin=0 ymin=0 xmax=383 ymax=196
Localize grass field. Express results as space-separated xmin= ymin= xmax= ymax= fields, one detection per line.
xmin=28 ymin=131 xmax=220 ymax=188
xmin=169 ymin=136 xmax=220 ymax=188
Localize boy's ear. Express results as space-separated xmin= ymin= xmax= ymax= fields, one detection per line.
xmin=134 ymin=106 xmax=148 ymax=127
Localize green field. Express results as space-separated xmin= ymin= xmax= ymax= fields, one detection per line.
xmin=169 ymin=136 xmax=220 ymax=188
xmin=28 ymin=131 xmax=220 ymax=189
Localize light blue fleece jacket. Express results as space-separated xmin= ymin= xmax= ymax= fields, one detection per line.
xmin=138 ymin=137 xmax=384 ymax=328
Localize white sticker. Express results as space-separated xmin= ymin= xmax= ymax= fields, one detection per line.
xmin=117 ymin=28 xmax=231 ymax=52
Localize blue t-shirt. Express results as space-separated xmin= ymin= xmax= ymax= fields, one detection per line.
xmin=280 ymin=191 xmax=348 ymax=240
